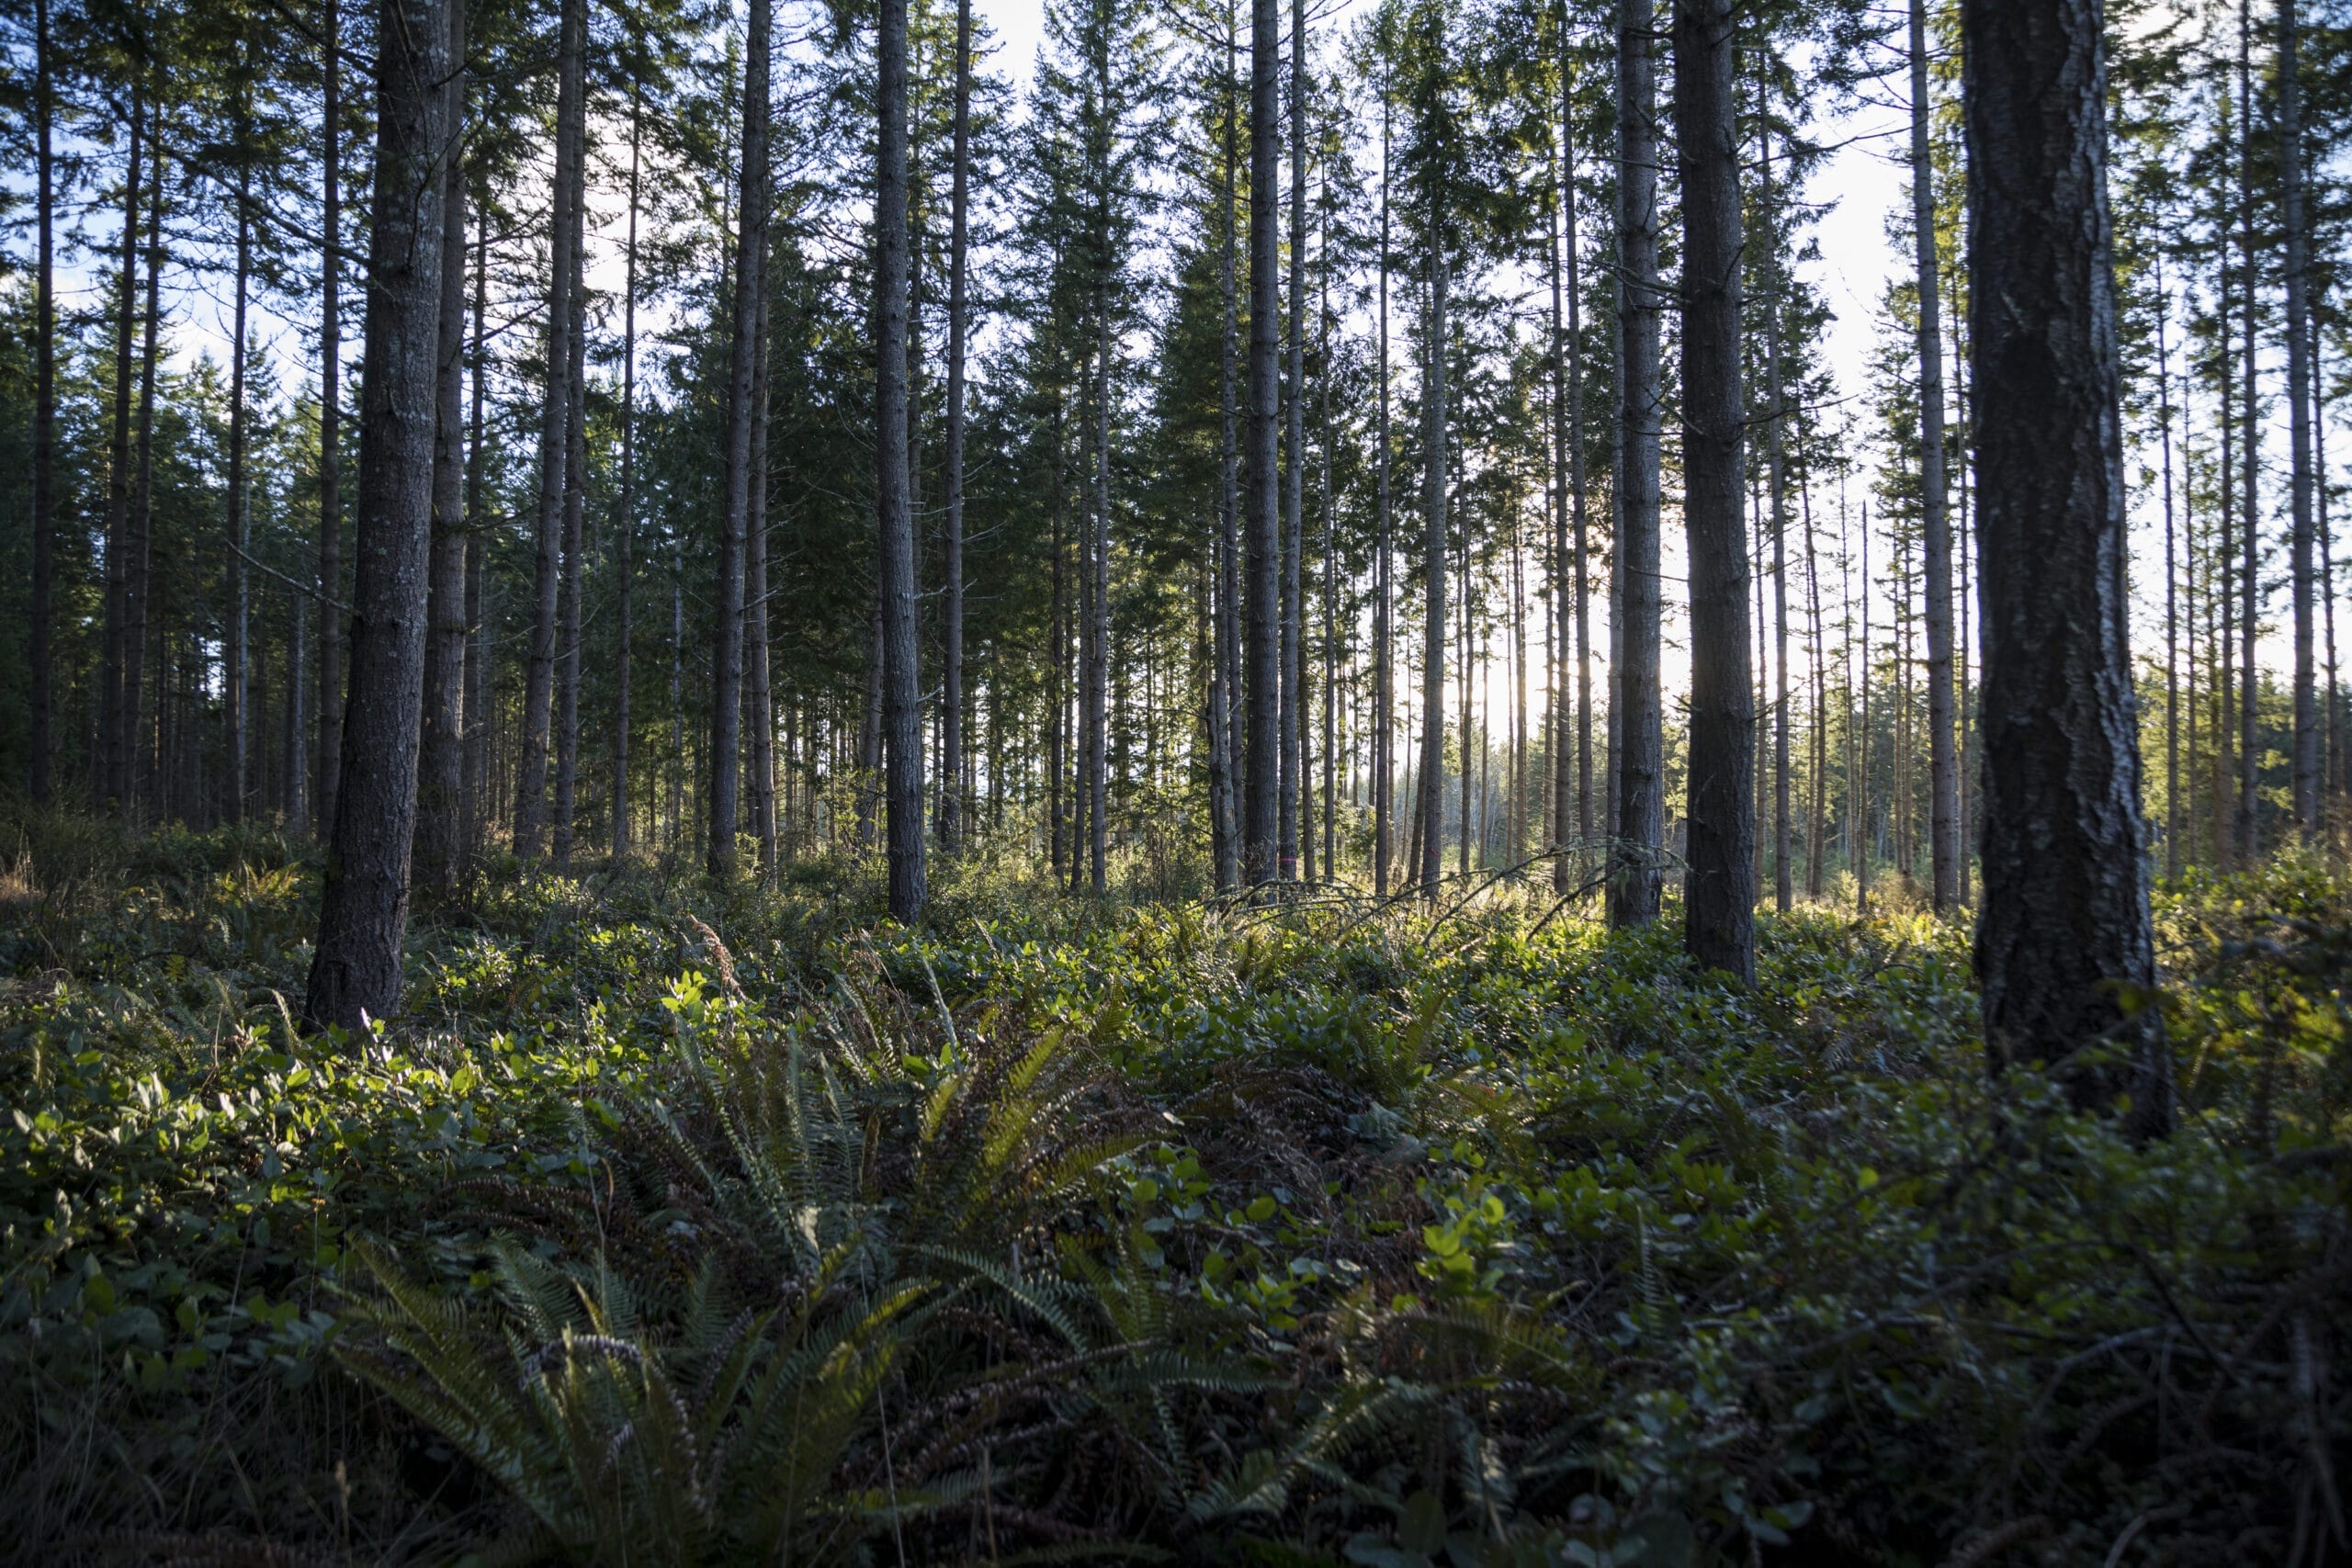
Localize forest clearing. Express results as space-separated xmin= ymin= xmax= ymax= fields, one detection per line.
xmin=5 ymin=0 xmax=2352 ymax=1550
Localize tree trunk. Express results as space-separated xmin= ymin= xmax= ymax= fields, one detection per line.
xmin=1244 ymin=0 xmax=1283 ymax=886
xmin=102 ymin=87 xmax=142 ymax=814
xmin=1212 ymin=10 xmax=1244 ymax=891
xmin=942 ymin=0 xmax=972 ymax=853
xmin=462 ymin=221 xmax=489 ymax=859
xmin=876 ymin=0 xmax=926 ymax=919
xmin=1373 ymin=71 xmax=1393 ymax=897
xmin=1279 ymin=0 xmax=1307 ymax=883
xmin=1674 ymin=0 xmax=1754 ymax=982
xmin=316 ymin=0 xmax=345 ymax=835
xmin=2235 ymin=0 xmax=2258 ymax=864
xmin=747 ymin=288 xmax=776 ymax=877
xmin=516 ymin=0 xmax=584 ymax=859
xmin=2158 ymin=270 xmax=2180 ymax=877
xmin=1964 ymin=0 xmax=2167 ymax=1134
xmin=1764 ymin=130 xmax=1792 ymax=915
xmin=1418 ymin=238 xmax=1449 ymax=897
xmin=28 ymin=0 xmax=55 ymax=803
xmin=1090 ymin=324 xmax=1112 ymax=894
xmin=225 ymin=149 xmax=254 ymax=825
xmin=2279 ymin=0 xmax=2316 ymax=840
xmin=1610 ymin=0 xmax=1664 ymax=929
xmin=415 ymin=0 xmax=468 ymax=898
xmin=552 ymin=119 xmax=590 ymax=869
xmin=305 ymin=0 xmax=450 ymax=1032
xmin=710 ymin=0 xmax=770 ymax=879
xmin=127 ymin=102 xmax=164 ymax=819
xmin=1911 ymin=0 xmax=1960 ymax=911
xmin=612 ymin=95 xmax=641 ymax=858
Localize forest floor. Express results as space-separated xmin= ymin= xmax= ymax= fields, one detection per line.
xmin=1 ymin=811 xmax=2346 ymax=1566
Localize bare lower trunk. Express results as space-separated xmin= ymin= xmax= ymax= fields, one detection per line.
xmin=1244 ymin=0 xmax=1282 ymax=885
xmin=28 ymin=0 xmax=54 ymax=802
xmin=225 ymin=158 xmax=253 ymax=824
xmin=415 ymin=6 xmax=468 ymax=897
xmin=305 ymin=0 xmax=449 ymax=1032
xmin=942 ymin=0 xmax=972 ymax=853
xmin=515 ymin=0 xmax=584 ymax=859
xmin=126 ymin=108 xmax=164 ymax=820
xmin=2279 ymin=0 xmax=2317 ymax=839
xmin=551 ymin=144 xmax=589 ymax=868
xmin=102 ymin=92 xmax=142 ymax=813
xmin=316 ymin=0 xmax=345 ymax=835
xmin=1674 ymin=0 xmax=1754 ymax=982
xmin=876 ymin=0 xmax=926 ymax=919
xmin=747 ymin=292 xmax=776 ymax=876
xmin=1418 ymin=242 xmax=1449 ymax=897
xmin=1610 ymin=0 xmax=1664 ymax=928
xmin=1912 ymin=0 xmax=1960 ymax=910
xmin=1965 ymin=0 xmax=2167 ymax=1136
xmin=612 ymin=100 xmax=641 ymax=857
xmin=709 ymin=0 xmax=770 ymax=879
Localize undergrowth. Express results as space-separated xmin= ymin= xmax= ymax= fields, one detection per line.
xmin=1 ymin=810 xmax=2346 ymax=1565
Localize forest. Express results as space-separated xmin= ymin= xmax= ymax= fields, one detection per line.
xmin=2 ymin=0 xmax=2350 ymax=1555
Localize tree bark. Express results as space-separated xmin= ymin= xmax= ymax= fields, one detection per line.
xmin=1911 ymin=0 xmax=1961 ymax=911
xmin=942 ymin=0 xmax=972 ymax=853
xmin=1764 ymin=130 xmax=1792 ymax=915
xmin=1674 ymin=0 xmax=1754 ymax=982
xmin=516 ymin=0 xmax=584 ymax=859
xmin=876 ymin=0 xmax=926 ymax=919
xmin=2235 ymin=0 xmax=2258 ymax=863
xmin=1610 ymin=0 xmax=1664 ymax=928
xmin=462 ymin=221 xmax=489 ymax=860
xmin=225 ymin=144 xmax=254 ymax=825
xmin=305 ymin=0 xmax=449 ymax=1032
xmin=1373 ymin=67 xmax=1393 ymax=897
xmin=552 ymin=107 xmax=591 ymax=869
xmin=2279 ymin=0 xmax=2317 ymax=839
xmin=1964 ymin=0 xmax=2167 ymax=1134
xmin=747 ymin=288 xmax=776 ymax=876
xmin=1279 ymin=0 xmax=1307 ymax=882
xmin=1418 ymin=240 xmax=1449 ymax=897
xmin=127 ymin=102 xmax=164 ymax=819
xmin=316 ymin=0 xmax=345 ymax=835
xmin=415 ymin=0 xmax=469 ymax=898
xmin=1244 ymin=0 xmax=1283 ymax=885
xmin=612 ymin=94 xmax=641 ymax=858
xmin=710 ymin=0 xmax=770 ymax=879
xmin=102 ymin=87 xmax=142 ymax=814
xmin=28 ymin=0 xmax=55 ymax=803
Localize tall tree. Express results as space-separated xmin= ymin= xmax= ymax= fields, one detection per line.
xmin=28 ymin=0 xmax=55 ymax=804
xmin=709 ymin=0 xmax=770 ymax=879
xmin=1965 ymin=0 xmax=2167 ymax=1134
xmin=612 ymin=91 xmax=643 ymax=857
xmin=415 ymin=0 xmax=469 ymax=897
xmin=941 ymin=0 xmax=974 ymax=852
xmin=1910 ymin=0 xmax=1960 ymax=909
xmin=517 ymin=0 xmax=587 ymax=859
xmin=876 ymin=0 xmax=926 ymax=918
xmin=306 ymin=0 xmax=452 ymax=1032
xmin=315 ymin=0 xmax=345 ymax=834
xmin=2279 ymin=0 xmax=2316 ymax=839
xmin=101 ymin=78 xmax=145 ymax=815
xmin=1280 ymin=0 xmax=1307 ymax=880
xmin=1413 ymin=3 xmax=1451 ymax=898
xmin=1611 ymin=0 xmax=1664 ymax=928
xmin=1675 ymin=0 xmax=1755 ymax=981
xmin=1244 ymin=0 xmax=1283 ymax=884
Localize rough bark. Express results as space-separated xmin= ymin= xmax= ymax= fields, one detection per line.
xmin=126 ymin=106 xmax=164 ymax=819
xmin=1911 ymin=0 xmax=1961 ymax=911
xmin=316 ymin=0 xmax=345 ymax=835
xmin=305 ymin=0 xmax=449 ymax=1032
xmin=1674 ymin=0 xmax=1754 ymax=982
xmin=612 ymin=98 xmax=641 ymax=858
xmin=1210 ymin=13 xmax=1243 ymax=893
xmin=29 ymin=0 xmax=54 ymax=803
xmin=876 ymin=0 xmax=926 ymax=919
xmin=516 ymin=0 xmax=584 ymax=858
xmin=1418 ymin=243 xmax=1449 ymax=897
xmin=747 ymin=289 xmax=775 ymax=876
xmin=2279 ymin=0 xmax=2316 ymax=839
xmin=1244 ymin=0 xmax=1283 ymax=885
xmin=1964 ymin=0 xmax=2168 ymax=1134
xmin=225 ymin=151 xmax=253 ymax=824
xmin=1373 ymin=73 xmax=1393 ymax=897
xmin=551 ymin=118 xmax=590 ymax=869
xmin=710 ymin=0 xmax=770 ymax=879
xmin=1610 ymin=0 xmax=1664 ymax=929
xmin=462 ymin=223 xmax=489 ymax=860
xmin=415 ymin=0 xmax=468 ymax=898
xmin=1280 ymin=0 xmax=1307 ymax=881
xmin=102 ymin=90 xmax=142 ymax=813
xmin=942 ymin=0 xmax=972 ymax=853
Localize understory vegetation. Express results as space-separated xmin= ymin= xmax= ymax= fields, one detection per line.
xmin=2 ymin=814 xmax=2346 ymax=1565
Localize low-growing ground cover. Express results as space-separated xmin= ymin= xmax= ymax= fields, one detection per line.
xmin=1 ymin=815 xmax=2346 ymax=1565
